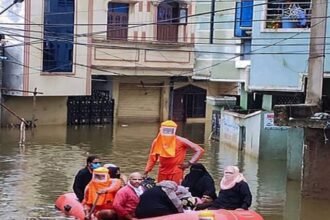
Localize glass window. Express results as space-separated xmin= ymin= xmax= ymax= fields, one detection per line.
xmin=43 ymin=0 xmax=74 ymax=72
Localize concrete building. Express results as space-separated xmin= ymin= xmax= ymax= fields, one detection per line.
xmin=193 ymin=0 xmax=252 ymax=139
xmin=0 ymin=0 xmax=205 ymax=125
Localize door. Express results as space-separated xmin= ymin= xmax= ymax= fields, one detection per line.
xmin=172 ymin=85 xmax=206 ymax=122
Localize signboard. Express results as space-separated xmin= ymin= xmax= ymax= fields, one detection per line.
xmin=264 ymin=113 xmax=274 ymax=128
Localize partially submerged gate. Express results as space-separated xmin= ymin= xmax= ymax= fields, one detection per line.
xmin=67 ymin=90 xmax=114 ymax=125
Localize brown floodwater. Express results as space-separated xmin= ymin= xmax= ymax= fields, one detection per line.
xmin=0 ymin=123 xmax=329 ymax=220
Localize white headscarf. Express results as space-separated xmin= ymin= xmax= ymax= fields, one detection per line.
xmin=220 ymin=166 xmax=246 ymax=190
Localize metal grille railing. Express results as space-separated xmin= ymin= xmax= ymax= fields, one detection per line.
xmin=273 ymin=94 xmax=305 ymax=105
xmin=266 ymin=1 xmax=311 ymax=29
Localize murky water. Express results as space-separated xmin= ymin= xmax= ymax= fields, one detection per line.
xmin=0 ymin=123 xmax=330 ymax=220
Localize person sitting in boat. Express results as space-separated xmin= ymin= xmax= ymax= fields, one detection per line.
xmin=144 ymin=120 xmax=204 ymax=184
xmin=113 ymin=172 xmax=145 ymax=220
xmin=194 ymin=191 xmax=215 ymax=210
xmin=73 ymin=155 xmax=101 ymax=202
xmin=83 ymin=167 xmax=122 ymax=219
xmin=209 ymin=166 xmax=252 ymax=210
xmin=135 ymin=180 xmax=183 ymax=218
xmin=181 ymin=163 xmax=217 ymax=200
xmin=175 ymin=185 xmax=199 ymax=211
xmin=104 ymin=163 xmax=128 ymax=186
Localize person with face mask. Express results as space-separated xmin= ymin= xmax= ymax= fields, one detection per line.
xmin=73 ymin=155 xmax=101 ymax=202
xmin=144 ymin=120 xmax=204 ymax=184
xmin=113 ymin=172 xmax=145 ymax=220
xmin=182 ymin=163 xmax=217 ymax=199
xmin=83 ymin=167 xmax=121 ymax=219
xmin=210 ymin=166 xmax=252 ymax=210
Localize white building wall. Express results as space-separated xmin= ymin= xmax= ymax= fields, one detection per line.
xmin=220 ymin=110 xmax=262 ymax=158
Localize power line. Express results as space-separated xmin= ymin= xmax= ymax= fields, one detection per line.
xmin=2 ymin=27 xmax=329 ymax=55
xmin=0 ymin=0 xmax=326 ymax=79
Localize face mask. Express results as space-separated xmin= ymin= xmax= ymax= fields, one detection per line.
xmin=90 ymin=162 xmax=101 ymax=170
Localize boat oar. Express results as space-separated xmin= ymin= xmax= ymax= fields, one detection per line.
xmin=85 ymin=193 xmax=100 ymax=220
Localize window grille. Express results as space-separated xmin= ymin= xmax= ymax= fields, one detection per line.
xmin=266 ymin=0 xmax=311 ymax=29
xmin=272 ymin=93 xmax=305 ymax=106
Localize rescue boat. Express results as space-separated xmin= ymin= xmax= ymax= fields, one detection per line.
xmin=55 ymin=193 xmax=264 ymax=220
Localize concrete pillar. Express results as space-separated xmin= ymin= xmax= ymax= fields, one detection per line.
xmin=262 ymin=94 xmax=272 ymax=111
xmin=0 ymin=45 xmax=3 ymax=125
xmin=240 ymin=87 xmax=248 ymax=110
xmin=287 ymin=128 xmax=304 ymax=181
xmin=112 ymin=78 xmax=120 ymax=125
xmin=160 ymin=80 xmax=169 ymax=122
xmin=302 ymin=128 xmax=330 ymax=199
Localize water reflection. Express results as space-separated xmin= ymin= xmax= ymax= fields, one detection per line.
xmin=0 ymin=123 xmax=330 ymax=219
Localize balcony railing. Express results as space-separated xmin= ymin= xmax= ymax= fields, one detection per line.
xmin=266 ymin=0 xmax=311 ymax=29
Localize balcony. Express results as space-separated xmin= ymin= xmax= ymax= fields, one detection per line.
xmin=91 ymin=38 xmax=194 ymax=76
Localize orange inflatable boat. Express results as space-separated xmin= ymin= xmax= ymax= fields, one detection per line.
xmin=55 ymin=193 xmax=85 ymax=220
xmin=55 ymin=193 xmax=264 ymax=220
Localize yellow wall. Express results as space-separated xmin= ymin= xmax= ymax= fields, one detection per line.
xmin=2 ymin=96 xmax=67 ymax=125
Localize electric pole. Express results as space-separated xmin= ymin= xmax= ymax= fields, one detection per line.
xmin=305 ymin=0 xmax=328 ymax=106
xmin=209 ymin=0 xmax=215 ymax=44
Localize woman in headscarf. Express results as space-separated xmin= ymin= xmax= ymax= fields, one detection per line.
xmin=135 ymin=180 xmax=183 ymax=218
xmin=181 ymin=163 xmax=217 ymax=199
xmin=210 ymin=166 xmax=252 ymax=210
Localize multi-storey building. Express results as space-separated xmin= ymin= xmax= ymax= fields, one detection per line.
xmin=193 ymin=0 xmax=251 ymax=137
xmin=0 ymin=0 xmax=205 ymax=125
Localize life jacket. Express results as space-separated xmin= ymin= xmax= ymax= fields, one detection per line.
xmin=84 ymin=167 xmax=121 ymax=208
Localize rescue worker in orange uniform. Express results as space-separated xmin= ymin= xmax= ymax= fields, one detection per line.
xmin=144 ymin=120 xmax=204 ymax=184
xmin=83 ymin=167 xmax=121 ymax=219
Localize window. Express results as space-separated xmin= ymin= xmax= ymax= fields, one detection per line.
xmin=107 ymin=3 xmax=129 ymax=40
xmin=157 ymin=0 xmax=180 ymax=42
xmin=240 ymin=39 xmax=251 ymax=60
xmin=235 ymin=0 xmax=253 ymax=37
xmin=43 ymin=0 xmax=74 ymax=72
xmin=266 ymin=0 xmax=311 ymax=29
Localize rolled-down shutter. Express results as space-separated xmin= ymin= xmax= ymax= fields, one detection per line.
xmin=118 ymin=83 xmax=161 ymax=123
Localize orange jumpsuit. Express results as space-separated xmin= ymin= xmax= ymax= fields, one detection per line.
xmin=145 ymin=135 xmax=204 ymax=184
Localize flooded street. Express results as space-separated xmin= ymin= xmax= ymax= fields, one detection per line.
xmin=0 ymin=123 xmax=330 ymax=220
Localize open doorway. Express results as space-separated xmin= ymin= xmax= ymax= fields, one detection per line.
xmin=172 ymin=85 xmax=206 ymax=122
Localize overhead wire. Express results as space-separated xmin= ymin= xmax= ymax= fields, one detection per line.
xmin=0 ymin=0 xmax=326 ymax=79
